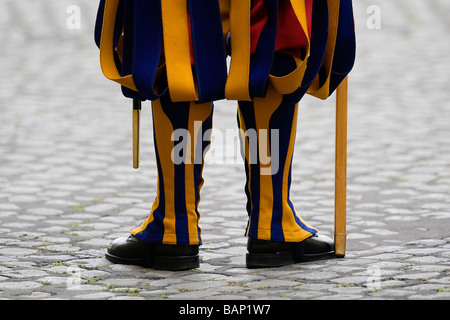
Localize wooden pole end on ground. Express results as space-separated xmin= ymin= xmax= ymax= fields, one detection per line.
xmin=334 ymin=76 xmax=348 ymax=258
xmin=133 ymin=100 xmax=141 ymax=169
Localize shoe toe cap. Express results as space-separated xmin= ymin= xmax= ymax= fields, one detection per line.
xmin=107 ymin=235 xmax=148 ymax=259
xmin=303 ymin=234 xmax=334 ymax=254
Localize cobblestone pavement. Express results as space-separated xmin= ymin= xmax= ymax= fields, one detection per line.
xmin=0 ymin=0 xmax=449 ymax=300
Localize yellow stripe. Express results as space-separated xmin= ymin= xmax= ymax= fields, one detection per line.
xmin=99 ymin=0 xmax=137 ymax=91
xmin=225 ymin=0 xmax=251 ymax=101
xmin=161 ymin=0 xmax=198 ymax=102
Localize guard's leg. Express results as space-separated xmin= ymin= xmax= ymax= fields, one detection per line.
xmin=239 ymin=85 xmax=334 ymax=268
xmin=238 ymin=85 xmax=317 ymax=243
xmin=131 ymin=93 xmax=214 ymax=245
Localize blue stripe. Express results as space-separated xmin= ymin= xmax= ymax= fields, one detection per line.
xmin=121 ymin=0 xmax=144 ymax=100
xmin=132 ymin=0 xmax=166 ymax=101
xmin=189 ymin=0 xmax=228 ymax=103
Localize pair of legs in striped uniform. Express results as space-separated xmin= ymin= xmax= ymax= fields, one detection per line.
xmin=106 ymin=81 xmax=333 ymax=270
xmin=102 ymin=0 xmax=355 ymax=269
xmin=131 ymin=85 xmax=318 ymax=246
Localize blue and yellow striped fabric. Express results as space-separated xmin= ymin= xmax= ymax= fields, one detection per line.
xmin=95 ymin=0 xmax=355 ymax=103
xmin=94 ymin=0 xmax=356 ymax=245
xmin=130 ymin=96 xmax=214 ymax=245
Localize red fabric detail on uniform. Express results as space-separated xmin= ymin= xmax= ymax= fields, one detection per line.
xmin=250 ymin=0 xmax=313 ymax=58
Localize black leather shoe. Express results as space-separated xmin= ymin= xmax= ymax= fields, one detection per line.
xmin=105 ymin=235 xmax=199 ymax=271
xmin=246 ymin=234 xmax=334 ymax=268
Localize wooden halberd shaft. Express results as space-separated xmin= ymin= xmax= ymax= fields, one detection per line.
xmin=334 ymin=76 xmax=348 ymax=257
xmin=133 ymin=100 xmax=141 ymax=169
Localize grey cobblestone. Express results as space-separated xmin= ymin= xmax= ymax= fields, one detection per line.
xmin=0 ymin=0 xmax=449 ymax=300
